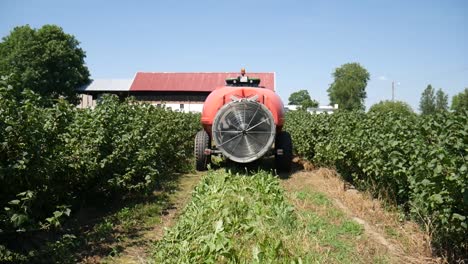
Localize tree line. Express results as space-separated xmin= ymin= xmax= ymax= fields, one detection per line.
xmin=288 ymin=63 xmax=468 ymax=114
xmin=1 ymin=24 xmax=466 ymax=114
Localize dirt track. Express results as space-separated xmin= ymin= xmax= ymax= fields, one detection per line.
xmin=282 ymin=162 xmax=441 ymax=264
xmin=95 ymin=160 xmax=441 ymax=264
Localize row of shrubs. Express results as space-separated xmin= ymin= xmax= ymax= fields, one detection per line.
xmin=284 ymin=110 xmax=467 ymax=258
xmin=0 ymin=80 xmax=200 ymax=233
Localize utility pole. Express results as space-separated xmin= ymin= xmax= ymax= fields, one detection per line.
xmin=392 ymin=81 xmax=395 ymax=101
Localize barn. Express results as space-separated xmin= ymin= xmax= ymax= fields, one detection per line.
xmin=78 ymin=72 xmax=275 ymax=112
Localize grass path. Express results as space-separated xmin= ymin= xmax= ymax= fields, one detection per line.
xmin=89 ymin=161 xmax=439 ymax=263
xmin=146 ymin=166 xmax=439 ymax=263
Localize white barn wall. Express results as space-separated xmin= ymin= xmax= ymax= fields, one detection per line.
xmin=156 ymin=102 xmax=204 ymax=113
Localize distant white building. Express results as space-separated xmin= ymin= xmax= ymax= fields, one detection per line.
xmin=285 ymin=104 xmax=339 ymax=114
xmin=284 ymin=105 xmax=299 ymax=111
xmin=307 ymin=104 xmax=339 ymax=114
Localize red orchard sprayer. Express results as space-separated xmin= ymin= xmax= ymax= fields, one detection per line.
xmin=195 ymin=69 xmax=292 ymax=172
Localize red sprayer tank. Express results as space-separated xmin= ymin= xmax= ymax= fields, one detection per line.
xmin=194 ymin=70 xmax=292 ymax=171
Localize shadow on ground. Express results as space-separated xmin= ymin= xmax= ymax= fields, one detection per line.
xmin=210 ymin=156 xmax=304 ymax=179
xmin=0 ymin=172 xmax=192 ymax=263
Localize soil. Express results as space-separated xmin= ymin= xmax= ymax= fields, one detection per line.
xmin=281 ymin=158 xmax=443 ymax=264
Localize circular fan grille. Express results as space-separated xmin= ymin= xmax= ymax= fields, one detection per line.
xmin=213 ymin=100 xmax=276 ymax=163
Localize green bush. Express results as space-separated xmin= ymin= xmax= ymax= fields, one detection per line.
xmin=368 ymin=100 xmax=415 ymax=116
xmin=284 ymin=110 xmax=467 ymax=258
xmin=0 ymin=79 xmax=200 ymax=233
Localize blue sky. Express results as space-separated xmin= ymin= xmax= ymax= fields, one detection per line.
xmin=1 ymin=0 xmax=467 ymax=110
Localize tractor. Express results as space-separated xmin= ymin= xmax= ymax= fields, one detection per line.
xmin=195 ymin=69 xmax=292 ymax=171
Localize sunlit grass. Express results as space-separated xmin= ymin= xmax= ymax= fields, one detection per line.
xmin=151 ymin=170 xmax=387 ymax=263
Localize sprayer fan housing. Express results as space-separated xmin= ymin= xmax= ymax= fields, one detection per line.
xmin=212 ymin=100 xmax=276 ymax=163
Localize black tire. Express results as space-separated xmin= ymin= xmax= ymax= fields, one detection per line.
xmin=275 ymin=131 xmax=293 ymax=172
xmin=195 ymin=130 xmax=211 ymax=171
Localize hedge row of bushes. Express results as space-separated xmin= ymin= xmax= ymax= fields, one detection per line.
xmin=284 ymin=110 xmax=467 ymax=258
xmin=0 ymin=80 xmax=200 ymax=233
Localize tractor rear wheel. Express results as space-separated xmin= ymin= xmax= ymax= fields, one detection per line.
xmin=195 ymin=130 xmax=211 ymax=171
xmin=275 ymin=131 xmax=293 ymax=172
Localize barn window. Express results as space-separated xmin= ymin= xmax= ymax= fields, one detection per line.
xmin=180 ymin=104 xmax=184 ymax=109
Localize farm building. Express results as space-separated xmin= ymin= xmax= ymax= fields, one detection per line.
xmin=77 ymin=72 xmax=275 ymax=112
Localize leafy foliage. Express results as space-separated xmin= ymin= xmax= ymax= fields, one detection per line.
xmin=327 ymin=63 xmax=369 ymax=111
xmin=368 ymin=100 xmax=414 ymax=116
xmin=451 ymin=88 xmax=468 ymax=112
xmin=435 ymin=89 xmax=448 ymax=112
xmin=152 ymin=171 xmax=297 ymax=263
xmin=0 ymin=25 xmax=90 ymax=104
xmin=285 ymin=110 xmax=468 ymax=258
xmin=0 ymin=80 xmax=200 ymax=234
xmin=419 ymin=85 xmax=449 ymax=114
xmin=288 ymin=89 xmax=319 ymax=110
xmin=152 ymin=170 xmax=370 ymax=263
xmin=419 ymin=84 xmax=437 ymax=114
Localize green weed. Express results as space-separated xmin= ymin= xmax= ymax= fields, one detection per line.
xmin=151 ymin=171 xmax=377 ymax=264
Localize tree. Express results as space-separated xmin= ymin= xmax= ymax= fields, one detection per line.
xmin=435 ymin=88 xmax=448 ymax=112
xmin=368 ymin=100 xmax=414 ymax=115
xmin=419 ymin=84 xmax=436 ymax=115
xmin=0 ymin=24 xmax=90 ymax=104
xmin=327 ymin=62 xmax=370 ymax=111
xmin=288 ymin=89 xmax=319 ymax=110
xmin=451 ymin=88 xmax=468 ymax=112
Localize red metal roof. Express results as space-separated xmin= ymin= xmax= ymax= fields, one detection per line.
xmin=130 ymin=72 xmax=275 ymax=92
